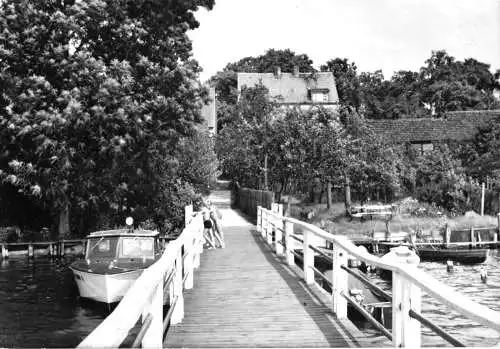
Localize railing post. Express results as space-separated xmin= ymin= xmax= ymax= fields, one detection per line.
xmin=303 ymin=231 xmax=314 ymax=284
xmin=184 ymin=204 xmax=193 ymax=226
xmin=275 ymin=212 xmax=284 ymax=256
xmin=332 ymin=242 xmax=348 ymax=319
xmin=284 ymin=220 xmax=294 ymax=266
xmin=257 ymin=206 xmax=262 ymax=233
xmin=184 ymin=240 xmax=194 ymax=290
xmin=141 ymin=279 xmax=163 ymax=348
xmin=261 ymin=209 xmax=267 ymax=239
xmin=193 ymin=226 xmax=202 ymax=268
xmin=171 ymin=249 xmax=184 ymax=325
xmin=392 ymin=273 xmax=421 ymax=348
xmin=266 ymin=211 xmax=274 ymax=245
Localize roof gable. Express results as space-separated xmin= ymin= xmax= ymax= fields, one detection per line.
xmin=237 ymin=72 xmax=339 ymax=104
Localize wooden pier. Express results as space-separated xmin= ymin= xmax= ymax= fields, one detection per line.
xmin=164 ymin=213 xmax=387 ymax=347
xmin=79 ymin=200 xmax=500 ymax=348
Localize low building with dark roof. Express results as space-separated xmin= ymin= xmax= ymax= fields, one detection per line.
xmin=366 ymin=110 xmax=500 ymax=153
xmin=237 ymin=66 xmax=339 ymax=111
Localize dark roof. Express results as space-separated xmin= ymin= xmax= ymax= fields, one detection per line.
xmin=237 ymin=72 xmax=339 ymax=104
xmin=366 ymin=110 xmax=500 ymax=143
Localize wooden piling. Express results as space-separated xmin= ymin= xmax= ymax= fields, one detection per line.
xmin=28 ymin=244 xmax=34 ymax=258
xmin=1 ymin=244 xmax=8 ymax=259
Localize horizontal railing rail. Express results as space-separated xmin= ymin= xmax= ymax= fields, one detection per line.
xmin=77 ymin=208 xmax=204 ymax=348
xmin=257 ymin=205 xmax=500 ymax=348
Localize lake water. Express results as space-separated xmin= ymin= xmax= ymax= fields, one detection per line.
xmin=0 ymin=251 xmax=499 ymax=347
xmin=359 ymin=249 xmax=500 ymax=347
xmin=0 ymin=257 xmax=140 ymax=348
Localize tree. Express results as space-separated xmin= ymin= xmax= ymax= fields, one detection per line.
xmin=419 ymin=50 xmax=500 ymax=115
xmin=0 ymin=0 xmax=215 ymax=237
xmin=216 ymin=84 xmax=277 ymax=189
xmin=320 ymin=58 xmax=361 ymax=110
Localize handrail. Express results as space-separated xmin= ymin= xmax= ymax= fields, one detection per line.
xmin=78 ymin=211 xmax=204 ymax=348
xmin=258 ymin=205 xmax=500 ymax=348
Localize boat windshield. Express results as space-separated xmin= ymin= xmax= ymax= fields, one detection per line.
xmin=87 ymin=236 xmax=119 ymax=259
xmin=119 ymin=236 xmax=155 ymax=259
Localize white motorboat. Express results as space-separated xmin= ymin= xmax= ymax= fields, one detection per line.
xmin=70 ymin=227 xmax=163 ymax=303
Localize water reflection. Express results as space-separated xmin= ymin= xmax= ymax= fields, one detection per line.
xmin=0 ymin=257 xmax=111 ymax=348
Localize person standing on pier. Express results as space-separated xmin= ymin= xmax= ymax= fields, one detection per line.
xmin=201 ymin=203 xmax=217 ymax=249
xmin=207 ymin=199 xmax=225 ymax=248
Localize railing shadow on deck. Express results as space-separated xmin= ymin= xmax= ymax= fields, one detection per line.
xmin=248 ymin=228 xmax=374 ymax=347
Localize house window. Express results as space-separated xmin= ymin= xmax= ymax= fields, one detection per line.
xmin=310 ymin=89 xmax=329 ymax=103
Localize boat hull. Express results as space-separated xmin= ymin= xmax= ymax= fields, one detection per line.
xmin=70 ymin=268 xmax=144 ymax=303
xmin=417 ymin=248 xmax=489 ymax=264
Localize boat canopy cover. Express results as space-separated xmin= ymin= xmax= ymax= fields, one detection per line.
xmin=87 ymin=229 xmax=160 ymax=238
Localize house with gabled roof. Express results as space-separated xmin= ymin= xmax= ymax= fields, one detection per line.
xmin=366 ymin=110 xmax=500 ymax=154
xmin=237 ymin=66 xmax=339 ymax=110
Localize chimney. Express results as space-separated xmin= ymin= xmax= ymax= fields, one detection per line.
xmin=293 ymin=65 xmax=300 ymax=77
xmin=274 ymin=66 xmax=281 ymax=79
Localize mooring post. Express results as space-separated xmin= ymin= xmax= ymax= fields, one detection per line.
xmin=284 ymin=220 xmax=294 ymax=266
xmin=28 ymin=244 xmax=34 ymax=259
xmin=332 ymin=240 xmax=348 ymax=319
xmin=60 ymin=241 xmax=65 ymax=257
xmin=1 ymin=244 xmax=8 ymax=259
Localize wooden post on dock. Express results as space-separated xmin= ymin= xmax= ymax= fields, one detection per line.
xmin=257 ymin=206 xmax=262 ymax=233
xmin=303 ymin=231 xmax=314 ymax=285
xmin=170 ymin=249 xmax=184 ymax=324
xmin=261 ymin=209 xmax=267 ymax=239
xmin=392 ymin=273 xmax=422 ymax=347
xmin=266 ymin=210 xmax=273 ymax=245
xmin=184 ymin=204 xmax=193 ymax=227
xmin=470 ymin=227 xmax=475 ymax=246
xmin=497 ymin=213 xmax=500 ymax=237
xmin=1 ymin=244 xmax=8 ymax=259
xmin=332 ymin=240 xmax=348 ymax=319
xmin=184 ymin=238 xmax=194 ymax=290
xmin=275 ymin=209 xmax=284 ymax=256
xmin=28 ymin=244 xmax=34 ymax=258
xmin=444 ymin=224 xmax=451 ymax=247
xmin=284 ymin=220 xmax=294 ymax=266
xmin=48 ymin=243 xmax=53 ymax=257
xmin=481 ymin=182 xmax=485 ymax=216
xmin=60 ymin=241 xmax=65 ymax=257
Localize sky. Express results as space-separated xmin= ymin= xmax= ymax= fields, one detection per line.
xmin=188 ymin=0 xmax=500 ymax=83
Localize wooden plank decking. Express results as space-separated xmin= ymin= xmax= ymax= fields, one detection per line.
xmin=164 ymin=209 xmax=389 ymax=348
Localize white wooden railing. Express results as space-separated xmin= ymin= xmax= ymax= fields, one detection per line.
xmin=258 ymin=205 xmax=500 ymax=348
xmin=78 ymin=206 xmax=204 ymax=348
